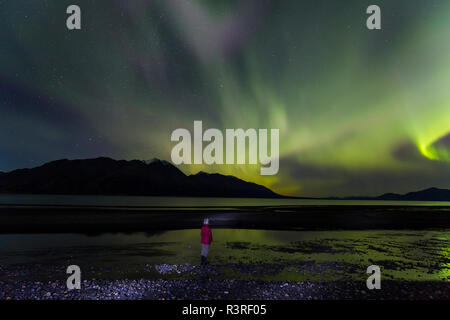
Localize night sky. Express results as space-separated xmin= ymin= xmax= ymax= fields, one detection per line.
xmin=0 ymin=0 xmax=449 ymax=197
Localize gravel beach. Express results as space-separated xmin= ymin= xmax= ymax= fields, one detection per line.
xmin=1 ymin=263 xmax=449 ymax=300
xmin=1 ymin=278 xmax=449 ymax=300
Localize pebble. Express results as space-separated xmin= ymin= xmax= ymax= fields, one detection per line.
xmin=0 ymin=263 xmax=449 ymax=300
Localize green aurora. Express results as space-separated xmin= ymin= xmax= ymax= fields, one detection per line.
xmin=0 ymin=0 xmax=449 ymax=197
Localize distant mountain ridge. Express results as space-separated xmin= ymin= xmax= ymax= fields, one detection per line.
xmin=336 ymin=187 xmax=450 ymax=202
xmin=0 ymin=157 xmax=280 ymax=198
xmin=374 ymin=187 xmax=450 ymax=201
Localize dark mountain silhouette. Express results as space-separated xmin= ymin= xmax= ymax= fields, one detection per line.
xmin=188 ymin=171 xmax=277 ymax=197
xmin=375 ymin=187 xmax=450 ymax=201
xmin=0 ymin=157 xmax=280 ymax=198
xmin=1 ymin=158 xmax=448 ymax=200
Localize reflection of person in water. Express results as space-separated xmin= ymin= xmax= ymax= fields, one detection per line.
xmin=200 ymin=218 xmax=213 ymax=265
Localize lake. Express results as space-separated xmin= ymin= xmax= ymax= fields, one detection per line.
xmin=1 ymin=194 xmax=450 ymax=207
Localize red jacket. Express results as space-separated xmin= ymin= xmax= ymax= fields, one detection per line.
xmin=201 ymin=224 xmax=213 ymax=245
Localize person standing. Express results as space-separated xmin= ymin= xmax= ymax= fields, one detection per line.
xmin=200 ymin=218 xmax=213 ymax=265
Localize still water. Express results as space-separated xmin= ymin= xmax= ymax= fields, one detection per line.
xmin=1 ymin=229 xmax=449 ymax=281
xmin=1 ymin=194 xmax=450 ymax=207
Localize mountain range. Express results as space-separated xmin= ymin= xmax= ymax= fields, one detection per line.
xmin=0 ymin=157 xmax=279 ymax=198
xmin=0 ymin=157 xmax=449 ymax=201
xmin=373 ymin=187 xmax=450 ymax=201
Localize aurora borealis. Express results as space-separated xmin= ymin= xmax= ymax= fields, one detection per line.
xmin=0 ymin=0 xmax=449 ymax=197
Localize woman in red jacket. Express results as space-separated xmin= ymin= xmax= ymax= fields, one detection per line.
xmin=201 ymin=218 xmax=213 ymax=265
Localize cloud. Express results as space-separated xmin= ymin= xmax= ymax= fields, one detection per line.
xmin=428 ymin=133 xmax=450 ymax=161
